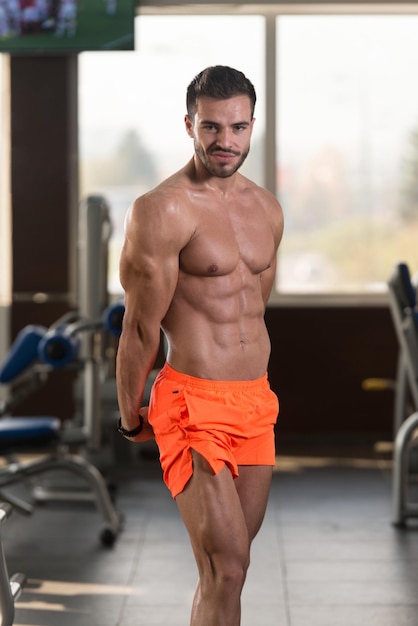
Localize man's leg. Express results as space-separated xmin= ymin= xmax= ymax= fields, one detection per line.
xmin=235 ymin=464 xmax=273 ymax=541
xmin=175 ymin=450 xmax=272 ymax=626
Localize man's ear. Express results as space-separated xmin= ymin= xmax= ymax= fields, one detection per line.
xmin=184 ymin=114 xmax=194 ymax=138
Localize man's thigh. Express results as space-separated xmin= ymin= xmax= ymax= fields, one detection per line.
xmin=235 ymin=465 xmax=273 ymax=541
xmin=175 ymin=451 xmax=250 ymax=566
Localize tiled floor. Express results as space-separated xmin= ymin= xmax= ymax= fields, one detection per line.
xmin=1 ymin=441 xmax=418 ymax=626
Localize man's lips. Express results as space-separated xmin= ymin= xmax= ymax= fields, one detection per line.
xmin=211 ymin=150 xmax=238 ymax=161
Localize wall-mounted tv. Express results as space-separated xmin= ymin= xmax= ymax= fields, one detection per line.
xmin=0 ymin=0 xmax=135 ymax=53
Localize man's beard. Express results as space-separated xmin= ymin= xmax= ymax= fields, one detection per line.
xmin=194 ymin=142 xmax=250 ymax=178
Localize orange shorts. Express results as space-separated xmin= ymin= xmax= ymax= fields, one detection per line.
xmin=147 ymin=362 xmax=279 ymax=499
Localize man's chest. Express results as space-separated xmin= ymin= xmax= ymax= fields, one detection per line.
xmin=179 ymin=208 xmax=275 ymax=277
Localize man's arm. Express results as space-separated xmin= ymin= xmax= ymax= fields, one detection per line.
xmin=116 ymin=191 xmax=190 ymax=442
xmin=260 ymin=195 xmax=284 ymax=306
xmin=260 ymin=256 xmax=277 ymax=307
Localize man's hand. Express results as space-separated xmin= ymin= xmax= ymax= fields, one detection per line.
xmin=137 ymin=406 xmax=155 ymax=441
xmin=123 ymin=406 xmax=155 ymax=443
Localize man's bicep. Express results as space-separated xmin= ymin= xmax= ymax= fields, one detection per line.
xmin=121 ymin=248 xmax=179 ymax=329
xmin=119 ymin=193 xmax=190 ymax=326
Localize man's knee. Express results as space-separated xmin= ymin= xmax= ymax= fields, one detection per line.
xmin=201 ymin=551 xmax=249 ymax=598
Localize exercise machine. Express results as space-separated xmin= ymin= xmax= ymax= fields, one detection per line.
xmin=0 ymin=301 xmax=124 ymax=546
xmin=387 ymin=262 xmax=418 ymax=526
xmin=0 ymin=503 xmax=25 ymax=626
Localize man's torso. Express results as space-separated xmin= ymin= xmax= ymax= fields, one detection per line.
xmin=159 ymin=167 xmax=279 ymax=381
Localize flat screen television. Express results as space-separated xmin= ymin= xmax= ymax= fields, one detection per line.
xmin=0 ymin=0 xmax=135 ymax=53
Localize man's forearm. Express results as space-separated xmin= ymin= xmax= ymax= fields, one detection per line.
xmin=116 ymin=331 xmax=159 ymax=430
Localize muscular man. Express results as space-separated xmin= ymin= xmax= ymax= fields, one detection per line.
xmin=116 ymin=65 xmax=284 ymax=626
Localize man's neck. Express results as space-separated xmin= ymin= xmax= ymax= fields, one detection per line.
xmin=191 ymin=156 xmax=241 ymax=195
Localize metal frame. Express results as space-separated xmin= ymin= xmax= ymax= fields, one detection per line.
xmin=387 ymin=264 xmax=418 ymax=526
xmin=0 ymin=504 xmax=25 ymax=626
xmin=0 ymin=449 xmax=122 ymax=546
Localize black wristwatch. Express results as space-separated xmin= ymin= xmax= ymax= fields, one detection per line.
xmin=117 ymin=415 xmax=144 ymax=437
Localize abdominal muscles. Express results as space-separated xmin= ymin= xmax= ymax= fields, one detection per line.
xmin=162 ymin=268 xmax=271 ymax=381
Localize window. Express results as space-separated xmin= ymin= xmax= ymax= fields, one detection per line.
xmin=276 ymin=15 xmax=418 ymax=294
xmin=79 ymin=5 xmax=418 ymax=299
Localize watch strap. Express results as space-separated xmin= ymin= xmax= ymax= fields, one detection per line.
xmin=117 ymin=415 xmax=144 ymax=437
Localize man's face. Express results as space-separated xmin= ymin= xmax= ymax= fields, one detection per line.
xmin=185 ymin=95 xmax=255 ymax=178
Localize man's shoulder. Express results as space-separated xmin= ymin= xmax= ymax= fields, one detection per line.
xmin=241 ymin=177 xmax=284 ymax=240
xmin=128 ymin=169 xmax=196 ymax=243
xmin=136 ymin=166 xmax=193 ymax=210
xmin=240 ymin=175 xmax=282 ymax=211
xmin=132 ymin=177 xmax=187 ymax=217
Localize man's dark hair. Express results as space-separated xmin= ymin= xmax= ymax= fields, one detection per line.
xmin=186 ymin=65 xmax=256 ymax=120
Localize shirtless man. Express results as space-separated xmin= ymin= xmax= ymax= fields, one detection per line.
xmin=116 ymin=65 xmax=284 ymax=626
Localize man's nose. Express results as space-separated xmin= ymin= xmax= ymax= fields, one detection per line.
xmin=216 ymin=128 xmax=233 ymax=149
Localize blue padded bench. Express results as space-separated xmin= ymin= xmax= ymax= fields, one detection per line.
xmin=0 ymin=418 xmax=60 ymax=451
xmin=0 ymin=317 xmax=122 ymax=546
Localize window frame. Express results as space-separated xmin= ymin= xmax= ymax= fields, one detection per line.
xmin=137 ymin=3 xmax=418 ymax=307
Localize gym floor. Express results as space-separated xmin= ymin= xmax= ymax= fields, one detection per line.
xmin=2 ymin=439 xmax=418 ymax=626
